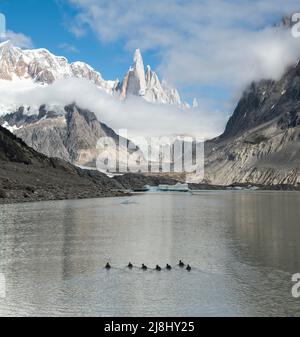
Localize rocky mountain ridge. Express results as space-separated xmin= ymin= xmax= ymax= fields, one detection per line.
xmin=0 ymin=123 xmax=124 ymax=202
xmin=0 ymin=103 xmax=143 ymax=170
xmin=204 ymin=61 xmax=300 ymax=186
xmin=0 ymin=41 xmax=186 ymax=106
xmin=1 ymin=41 xmax=299 ymax=187
xmin=0 ymin=40 xmax=115 ymax=93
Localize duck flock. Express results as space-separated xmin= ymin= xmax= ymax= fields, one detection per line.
xmin=105 ymin=260 xmax=192 ymax=271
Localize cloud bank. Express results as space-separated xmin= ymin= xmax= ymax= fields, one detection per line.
xmin=0 ymin=78 xmax=224 ymax=139
xmin=67 ymin=0 xmax=300 ymax=94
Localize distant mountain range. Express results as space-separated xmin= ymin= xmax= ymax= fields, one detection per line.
xmin=0 ymin=40 xmax=115 ymax=92
xmin=0 ymin=40 xmax=299 ymax=187
xmin=0 ymin=41 xmax=190 ymax=172
xmin=0 ymin=41 xmax=186 ymax=108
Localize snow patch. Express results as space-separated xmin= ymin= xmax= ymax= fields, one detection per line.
xmin=2 ymin=121 xmax=23 ymax=133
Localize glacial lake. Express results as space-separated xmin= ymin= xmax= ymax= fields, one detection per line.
xmin=0 ymin=191 xmax=300 ymax=317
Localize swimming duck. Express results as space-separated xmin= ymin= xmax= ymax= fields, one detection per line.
xmin=105 ymin=263 xmax=111 ymax=270
xmin=186 ymin=265 xmax=192 ymax=271
xmin=156 ymin=265 xmax=162 ymax=271
xmin=141 ymin=264 xmax=148 ymax=270
xmin=128 ymin=262 xmax=133 ymax=269
xmin=179 ymin=260 xmax=185 ymax=268
xmin=166 ymin=264 xmax=172 ymax=270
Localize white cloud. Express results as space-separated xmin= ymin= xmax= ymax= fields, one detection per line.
xmin=58 ymin=43 xmax=79 ymax=53
xmin=3 ymin=1 xmax=300 ymax=140
xmin=0 ymin=78 xmax=224 ymax=139
xmin=67 ymin=0 xmax=300 ymax=94
xmin=3 ymin=30 xmax=33 ymax=48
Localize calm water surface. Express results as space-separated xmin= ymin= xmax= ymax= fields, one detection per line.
xmin=0 ymin=191 xmax=300 ymax=317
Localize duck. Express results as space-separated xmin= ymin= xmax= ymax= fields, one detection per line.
xmin=105 ymin=263 xmax=111 ymax=270
xmin=156 ymin=265 xmax=162 ymax=271
xmin=179 ymin=260 xmax=185 ymax=268
xmin=128 ymin=262 xmax=133 ymax=269
xmin=186 ymin=265 xmax=192 ymax=271
xmin=141 ymin=264 xmax=148 ymax=270
xmin=166 ymin=264 xmax=172 ymax=270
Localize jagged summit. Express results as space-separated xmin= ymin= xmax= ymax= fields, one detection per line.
xmin=117 ymin=49 xmax=182 ymax=105
xmin=121 ymin=48 xmax=147 ymax=98
xmin=0 ymin=42 xmax=186 ymax=106
xmin=132 ymin=48 xmax=147 ymax=96
xmin=0 ymin=40 xmax=116 ymax=93
xmin=133 ymin=49 xmax=144 ymax=69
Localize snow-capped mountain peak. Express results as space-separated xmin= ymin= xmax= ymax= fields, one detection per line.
xmin=0 ymin=40 xmax=115 ymax=93
xmin=0 ymin=41 xmax=187 ymax=106
xmin=133 ymin=49 xmax=144 ymax=70
xmin=117 ymin=49 xmax=182 ymax=105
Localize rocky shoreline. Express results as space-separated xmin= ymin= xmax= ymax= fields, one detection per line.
xmin=1 ymin=168 xmax=299 ymax=205
xmin=0 ymin=162 xmax=183 ymax=205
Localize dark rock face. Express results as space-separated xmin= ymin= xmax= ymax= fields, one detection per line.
xmin=278 ymin=110 xmax=300 ymax=129
xmin=0 ymin=125 xmax=129 ymax=203
xmin=0 ymin=125 xmax=37 ymax=164
xmin=204 ymin=61 xmax=300 ymax=186
xmin=0 ymin=107 xmax=38 ymax=127
xmin=221 ymin=61 xmax=300 ymax=140
xmin=1 ymin=104 xmax=138 ymax=168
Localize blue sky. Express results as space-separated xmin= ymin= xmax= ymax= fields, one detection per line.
xmin=0 ymin=0 xmax=148 ymax=81
xmin=1 ymin=0 xmax=300 ymax=113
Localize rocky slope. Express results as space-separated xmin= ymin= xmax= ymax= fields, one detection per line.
xmin=0 ymin=126 xmax=195 ymax=204
xmin=0 ymin=103 xmax=143 ymax=170
xmin=0 ymin=124 xmax=129 ymax=203
xmin=204 ymin=62 xmax=300 ymax=186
